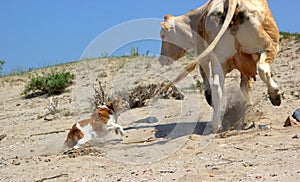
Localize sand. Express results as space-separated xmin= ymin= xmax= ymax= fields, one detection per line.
xmin=0 ymin=37 xmax=299 ymax=181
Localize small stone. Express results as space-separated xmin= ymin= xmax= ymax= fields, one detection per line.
xmin=292 ymin=108 xmax=300 ymax=122
xmin=12 ymin=160 xmax=20 ymax=166
xmin=0 ymin=134 xmax=7 ymax=141
xmin=165 ymin=115 xmax=172 ymax=118
xmin=270 ymin=173 xmax=278 ymax=177
xmin=256 ymin=176 xmax=262 ymax=179
xmin=44 ymin=114 xmax=55 ymax=121
xmin=284 ymin=115 xmax=298 ymax=127
xmin=292 ymin=134 xmax=299 ymax=139
xmin=258 ymin=125 xmax=268 ymax=130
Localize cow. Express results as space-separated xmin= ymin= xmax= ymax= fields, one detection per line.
xmin=159 ymin=0 xmax=281 ymax=132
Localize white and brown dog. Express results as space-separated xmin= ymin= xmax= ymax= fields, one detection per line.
xmin=64 ymin=96 xmax=129 ymax=149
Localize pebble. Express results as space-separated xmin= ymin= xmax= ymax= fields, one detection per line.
xmin=0 ymin=134 xmax=7 ymax=141
xmin=292 ymin=108 xmax=300 ymax=122
xmin=292 ymin=134 xmax=299 ymax=139
xmin=11 ymin=160 xmax=20 ymax=166
xmin=258 ymin=125 xmax=268 ymax=130
xmin=164 ymin=115 xmax=172 ymax=118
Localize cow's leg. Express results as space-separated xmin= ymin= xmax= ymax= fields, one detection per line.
xmin=257 ymin=52 xmax=281 ymax=106
xmin=211 ymin=61 xmax=225 ymax=132
xmin=240 ymin=74 xmax=253 ymax=105
xmin=200 ymin=65 xmax=212 ymax=106
xmin=200 ymin=55 xmax=225 ymax=133
xmin=207 ymin=55 xmax=226 ymax=133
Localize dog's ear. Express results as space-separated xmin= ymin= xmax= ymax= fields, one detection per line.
xmin=105 ymin=101 xmax=114 ymax=111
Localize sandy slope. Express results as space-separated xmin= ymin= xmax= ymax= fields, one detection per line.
xmin=0 ymin=37 xmax=299 ymax=181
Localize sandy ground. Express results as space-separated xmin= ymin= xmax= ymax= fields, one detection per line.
xmin=0 ymin=37 xmax=299 ymax=181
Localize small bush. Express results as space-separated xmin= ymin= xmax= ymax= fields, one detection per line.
xmin=23 ymin=71 xmax=74 ymax=96
xmin=280 ymin=32 xmax=300 ymax=41
xmin=0 ymin=60 xmax=5 ymax=76
xmin=130 ymin=47 xmax=139 ymax=57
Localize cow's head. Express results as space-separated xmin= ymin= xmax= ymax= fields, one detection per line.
xmin=159 ymin=14 xmax=194 ymax=66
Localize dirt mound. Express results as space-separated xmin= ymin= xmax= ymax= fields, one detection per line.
xmin=221 ymin=84 xmax=263 ymax=131
xmin=63 ymin=147 xmax=103 ymax=158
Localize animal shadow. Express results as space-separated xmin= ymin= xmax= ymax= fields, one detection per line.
xmin=125 ymin=117 xmax=209 ymax=140
xmin=154 ymin=121 xmax=209 ymax=139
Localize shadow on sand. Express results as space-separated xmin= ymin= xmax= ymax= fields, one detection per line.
xmin=125 ymin=120 xmax=209 ymax=140
xmin=124 ymin=83 xmax=257 ymax=143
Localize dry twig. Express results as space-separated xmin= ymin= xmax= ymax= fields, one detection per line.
xmin=35 ymin=173 xmax=68 ymax=182
xmin=93 ymin=80 xmax=110 ymax=108
xmin=30 ymin=129 xmax=68 ymax=137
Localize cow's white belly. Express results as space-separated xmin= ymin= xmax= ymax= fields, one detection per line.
xmin=214 ymin=30 xmax=236 ymax=64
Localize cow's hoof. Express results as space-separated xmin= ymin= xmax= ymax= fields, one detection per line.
xmin=203 ymin=123 xmax=221 ymax=135
xmin=205 ymin=90 xmax=212 ymax=107
xmin=269 ymin=94 xmax=281 ymax=106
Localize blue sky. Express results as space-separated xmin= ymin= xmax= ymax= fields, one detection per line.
xmin=0 ymin=0 xmax=299 ymax=75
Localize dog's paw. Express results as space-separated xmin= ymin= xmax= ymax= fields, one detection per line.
xmin=115 ymin=127 xmax=124 ymax=136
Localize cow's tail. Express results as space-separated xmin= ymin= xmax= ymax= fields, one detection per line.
xmin=196 ymin=0 xmax=238 ymax=62
xmin=162 ymin=61 xmax=198 ymax=91
xmin=163 ymin=0 xmax=238 ymax=90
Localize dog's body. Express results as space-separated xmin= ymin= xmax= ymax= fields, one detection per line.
xmin=64 ymin=96 xmax=129 ymax=149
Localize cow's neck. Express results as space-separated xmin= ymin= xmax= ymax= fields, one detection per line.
xmin=174 ymin=6 xmax=208 ymax=50
xmin=173 ymin=15 xmax=196 ymax=50
xmin=187 ymin=5 xmax=209 ymax=41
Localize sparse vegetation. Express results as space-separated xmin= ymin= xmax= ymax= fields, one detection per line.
xmin=187 ymin=79 xmax=204 ymax=92
xmin=144 ymin=50 xmax=150 ymax=57
xmin=5 ymin=67 xmax=29 ymax=76
xmin=22 ymin=71 xmax=74 ymax=97
xmin=280 ymin=32 xmax=300 ymax=41
xmin=116 ymin=59 xmax=127 ymax=70
xmin=290 ymin=90 xmax=300 ymax=99
xmin=0 ymin=60 xmax=5 ymax=76
xmin=100 ymin=52 xmax=109 ymax=58
xmin=99 ymin=71 xmax=108 ymax=77
xmin=92 ymin=80 xmax=110 ymax=108
xmin=130 ymin=47 xmax=140 ymax=57
xmin=128 ymin=83 xmax=184 ymax=108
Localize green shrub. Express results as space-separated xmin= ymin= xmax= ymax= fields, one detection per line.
xmin=23 ymin=71 xmax=74 ymax=96
xmin=280 ymin=32 xmax=300 ymax=41
xmin=130 ymin=47 xmax=139 ymax=57
xmin=0 ymin=60 xmax=5 ymax=76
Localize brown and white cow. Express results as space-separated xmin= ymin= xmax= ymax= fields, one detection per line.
xmin=159 ymin=0 xmax=281 ymax=132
